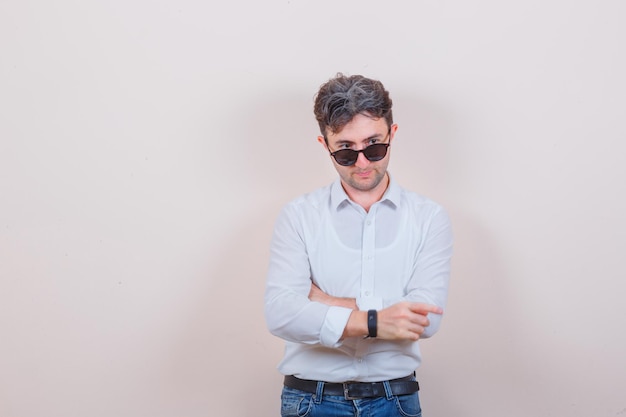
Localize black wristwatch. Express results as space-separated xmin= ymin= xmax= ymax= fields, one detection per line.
xmin=367 ymin=309 xmax=377 ymax=338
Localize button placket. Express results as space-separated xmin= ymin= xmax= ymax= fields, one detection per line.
xmin=360 ymin=209 xmax=376 ymax=301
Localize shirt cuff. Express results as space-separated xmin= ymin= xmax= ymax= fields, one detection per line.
xmin=319 ymin=306 xmax=353 ymax=347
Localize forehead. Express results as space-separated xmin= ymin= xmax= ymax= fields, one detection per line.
xmin=326 ymin=114 xmax=388 ymax=143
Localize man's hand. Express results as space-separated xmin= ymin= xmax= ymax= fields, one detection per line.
xmin=309 ymin=282 xmax=357 ymax=310
xmin=376 ymin=302 xmax=442 ymax=341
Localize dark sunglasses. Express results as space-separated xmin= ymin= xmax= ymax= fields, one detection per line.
xmin=329 ymin=143 xmax=390 ymax=166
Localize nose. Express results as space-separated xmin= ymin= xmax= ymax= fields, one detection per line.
xmin=354 ymin=150 xmax=370 ymax=168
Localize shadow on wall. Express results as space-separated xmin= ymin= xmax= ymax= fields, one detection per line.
xmin=418 ymin=208 xmax=536 ymax=416
xmin=158 ymin=206 xmax=284 ymax=416
xmin=151 ymin=89 xmax=331 ymax=416
xmin=389 ymin=91 xmax=460 ymax=204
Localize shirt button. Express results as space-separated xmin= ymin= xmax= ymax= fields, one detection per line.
xmin=357 ymin=357 xmax=363 ymax=363
xmin=366 ymin=220 xmax=372 ymax=226
xmin=364 ymin=291 xmax=370 ymax=296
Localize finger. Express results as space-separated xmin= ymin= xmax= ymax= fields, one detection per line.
xmin=409 ymin=303 xmax=443 ymax=315
xmin=412 ymin=324 xmax=425 ymax=335
xmin=406 ymin=324 xmax=424 ymax=340
xmin=406 ymin=313 xmax=430 ymax=327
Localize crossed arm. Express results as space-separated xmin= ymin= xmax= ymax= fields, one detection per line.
xmin=309 ymin=283 xmax=443 ymax=341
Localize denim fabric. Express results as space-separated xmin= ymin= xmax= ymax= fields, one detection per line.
xmin=280 ymin=381 xmax=421 ymax=417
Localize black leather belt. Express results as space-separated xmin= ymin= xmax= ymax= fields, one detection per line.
xmin=284 ymin=374 xmax=419 ymax=400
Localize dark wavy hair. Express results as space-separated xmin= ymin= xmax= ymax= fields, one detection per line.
xmin=313 ymin=73 xmax=393 ymax=136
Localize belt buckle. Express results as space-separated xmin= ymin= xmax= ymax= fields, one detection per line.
xmin=343 ymin=382 xmax=358 ymax=400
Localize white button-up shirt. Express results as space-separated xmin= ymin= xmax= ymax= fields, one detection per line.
xmin=265 ymin=177 xmax=453 ymax=382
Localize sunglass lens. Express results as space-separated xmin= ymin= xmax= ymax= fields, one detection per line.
xmin=333 ymin=150 xmax=358 ymax=166
xmin=363 ymin=144 xmax=388 ymax=161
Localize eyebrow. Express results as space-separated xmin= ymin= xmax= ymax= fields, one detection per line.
xmin=334 ymin=133 xmax=385 ymax=146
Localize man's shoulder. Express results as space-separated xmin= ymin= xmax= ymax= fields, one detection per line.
xmin=392 ymin=185 xmax=450 ymax=227
xmin=393 ymin=182 xmax=445 ymax=211
xmin=403 ymin=189 xmax=442 ymax=207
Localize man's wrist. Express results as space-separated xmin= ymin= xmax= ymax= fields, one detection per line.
xmin=334 ymin=296 xmax=357 ymax=310
xmin=343 ymin=310 xmax=369 ymax=338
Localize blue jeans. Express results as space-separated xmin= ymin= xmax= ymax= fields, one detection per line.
xmin=280 ymin=381 xmax=422 ymax=417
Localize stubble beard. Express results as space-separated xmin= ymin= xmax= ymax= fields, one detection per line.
xmin=343 ymin=167 xmax=388 ymax=193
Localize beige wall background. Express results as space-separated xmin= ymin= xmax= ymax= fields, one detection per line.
xmin=1 ymin=1 xmax=625 ymax=416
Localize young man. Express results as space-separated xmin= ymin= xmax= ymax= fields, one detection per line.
xmin=265 ymin=73 xmax=453 ymax=416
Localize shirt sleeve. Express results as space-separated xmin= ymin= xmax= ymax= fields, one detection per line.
xmin=385 ymin=205 xmax=453 ymax=339
xmin=264 ymin=202 xmax=352 ymax=347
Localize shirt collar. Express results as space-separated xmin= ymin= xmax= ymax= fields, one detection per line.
xmin=330 ymin=173 xmax=401 ymax=211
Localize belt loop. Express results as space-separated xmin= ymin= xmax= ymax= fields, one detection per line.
xmin=313 ymin=381 xmax=324 ymax=404
xmin=382 ymin=380 xmax=393 ymax=400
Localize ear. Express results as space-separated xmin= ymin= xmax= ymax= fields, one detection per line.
xmin=389 ymin=124 xmax=398 ymax=144
xmin=317 ymin=135 xmax=328 ymax=150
